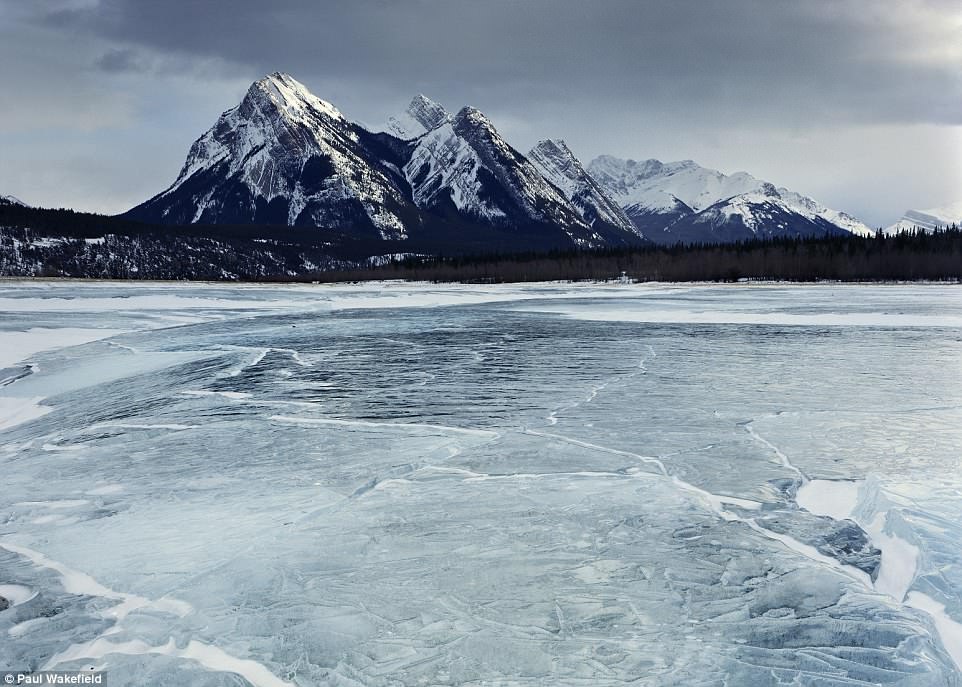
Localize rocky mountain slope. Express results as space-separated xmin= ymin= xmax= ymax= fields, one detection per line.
xmin=127 ymin=76 xmax=641 ymax=250
xmin=886 ymin=202 xmax=962 ymax=234
xmin=0 ymin=195 xmax=28 ymax=207
xmin=588 ymin=156 xmax=873 ymax=244
xmin=527 ymin=139 xmax=642 ymax=243
xmin=127 ymin=73 xmax=413 ymax=240
xmin=123 ymin=73 xmax=870 ymax=250
xmin=385 ymin=94 xmax=450 ymax=139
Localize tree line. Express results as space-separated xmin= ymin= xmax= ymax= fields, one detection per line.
xmin=299 ymin=226 xmax=962 ymax=283
xmin=1 ymin=201 xmax=959 ymax=282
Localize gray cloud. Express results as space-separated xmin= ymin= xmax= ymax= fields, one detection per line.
xmin=94 ymin=46 xmax=146 ymax=72
xmin=28 ymin=0 xmax=962 ymax=126
xmin=0 ymin=0 xmax=959 ymax=226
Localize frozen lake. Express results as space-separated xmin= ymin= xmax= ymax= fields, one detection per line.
xmin=1 ymin=280 xmax=961 ymax=686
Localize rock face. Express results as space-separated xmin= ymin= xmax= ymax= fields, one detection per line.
xmin=127 ymin=73 xmax=413 ymax=240
xmin=125 ymin=72 xmax=871 ymax=250
xmin=404 ymin=108 xmax=618 ymax=246
xmin=886 ymin=201 xmax=962 ymax=234
xmin=0 ymin=195 xmax=27 ymax=207
xmin=588 ymin=155 xmax=873 ymax=244
xmin=386 ymin=94 xmax=451 ymax=139
xmin=127 ymin=77 xmax=644 ymax=250
xmin=528 ymin=139 xmax=643 ymax=244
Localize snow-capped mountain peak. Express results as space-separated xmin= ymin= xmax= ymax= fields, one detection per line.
xmin=589 ymin=155 xmax=765 ymax=213
xmin=455 ymin=106 xmax=491 ymax=128
xmin=587 ymin=155 xmax=873 ymax=241
xmin=124 ymin=72 xmax=869 ymax=251
xmin=527 ymin=139 xmax=640 ymax=240
xmin=448 ymin=107 xmax=592 ymax=234
xmin=652 ymin=191 xmax=853 ymax=245
xmin=0 ymin=194 xmax=28 ymax=207
xmin=528 ymin=139 xmax=585 ymax=197
xmin=401 ymin=105 xmax=618 ymax=245
xmin=886 ymin=201 xmax=962 ymax=234
xmin=127 ymin=73 xmax=410 ymax=238
xmin=385 ymin=94 xmax=450 ymax=139
xmin=248 ymin=72 xmax=345 ymax=123
xmin=529 ymin=139 xmax=581 ymax=184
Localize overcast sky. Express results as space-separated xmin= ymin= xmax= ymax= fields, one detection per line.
xmin=1 ymin=0 xmax=960 ymax=227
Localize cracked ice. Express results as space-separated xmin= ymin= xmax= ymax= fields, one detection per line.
xmin=1 ymin=281 xmax=961 ymax=686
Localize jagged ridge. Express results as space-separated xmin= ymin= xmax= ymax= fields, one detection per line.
xmin=528 ymin=139 xmax=642 ymax=244
xmin=588 ymin=155 xmax=873 ymax=244
xmin=128 ymin=73 xmax=412 ymax=240
xmin=124 ymin=72 xmax=868 ymax=251
xmin=886 ymin=201 xmax=962 ymax=234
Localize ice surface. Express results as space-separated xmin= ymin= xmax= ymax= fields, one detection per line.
xmin=1 ymin=280 xmax=961 ymax=685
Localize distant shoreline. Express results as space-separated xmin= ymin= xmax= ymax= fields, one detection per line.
xmin=3 ymin=204 xmax=959 ymax=283
xmin=1 ymin=277 xmax=958 ymax=287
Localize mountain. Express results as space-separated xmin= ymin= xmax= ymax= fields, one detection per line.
xmin=126 ymin=73 xmax=414 ymax=240
xmin=527 ymin=139 xmax=643 ymax=244
xmin=0 ymin=195 xmax=27 ymax=207
xmin=659 ymin=188 xmax=853 ymax=244
xmin=5 ymin=203 xmax=959 ymax=282
xmin=124 ymin=72 xmax=865 ymax=252
xmin=886 ymin=202 xmax=962 ymax=234
xmin=127 ymin=76 xmax=642 ymax=251
xmin=385 ymin=94 xmax=450 ymax=139
xmin=403 ymin=106 xmax=632 ymax=246
xmin=587 ymin=156 xmax=873 ymax=244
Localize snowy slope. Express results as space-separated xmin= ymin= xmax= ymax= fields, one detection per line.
xmin=886 ymin=201 xmax=962 ymax=234
xmin=0 ymin=195 xmax=28 ymax=207
xmin=127 ymin=77 xmax=634 ymax=250
xmin=588 ymin=156 xmax=873 ymax=240
xmin=123 ymin=72 xmax=871 ymax=251
xmin=385 ymin=94 xmax=451 ymax=139
xmin=658 ymin=188 xmax=852 ymax=244
xmin=405 ymin=119 xmax=508 ymax=222
xmin=127 ymin=73 xmax=412 ymax=239
xmin=527 ymin=140 xmax=643 ymax=243
xmin=403 ymin=106 xmax=605 ymax=245
xmin=589 ymin=157 xmax=754 ymax=213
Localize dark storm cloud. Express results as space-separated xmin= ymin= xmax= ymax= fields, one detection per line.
xmin=25 ymin=0 xmax=962 ymax=127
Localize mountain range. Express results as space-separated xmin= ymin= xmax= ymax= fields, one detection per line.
xmin=124 ymin=73 xmax=874 ymax=252
xmin=586 ymin=157 xmax=873 ymax=243
xmin=126 ymin=74 xmax=637 ymax=252
xmin=0 ymin=195 xmax=27 ymax=207
xmin=885 ymin=202 xmax=962 ymax=234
